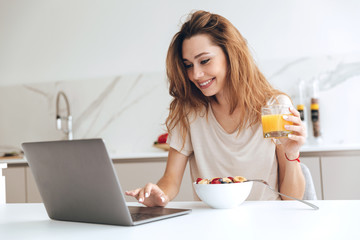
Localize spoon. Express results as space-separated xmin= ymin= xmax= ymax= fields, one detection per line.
xmin=245 ymin=179 xmax=319 ymax=210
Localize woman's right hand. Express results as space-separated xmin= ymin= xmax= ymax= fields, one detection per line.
xmin=125 ymin=148 xmax=188 ymax=207
xmin=125 ymin=183 xmax=169 ymax=207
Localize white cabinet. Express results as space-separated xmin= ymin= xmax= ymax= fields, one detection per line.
xmin=113 ymin=160 xmax=193 ymax=202
xmin=3 ymin=149 xmax=360 ymax=203
xmin=300 ymin=157 xmax=322 ymax=200
xmin=321 ymin=155 xmax=360 ymax=200
xmin=2 ymin=159 xmax=194 ymax=203
xmin=2 ymin=164 xmax=27 ymax=203
xmin=301 ymin=150 xmax=360 ymax=200
xmin=2 ymin=163 xmax=43 ymax=203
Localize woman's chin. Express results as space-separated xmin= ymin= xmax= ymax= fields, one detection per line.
xmin=200 ymin=88 xmax=217 ymax=97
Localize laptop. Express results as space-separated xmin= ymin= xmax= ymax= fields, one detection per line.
xmin=22 ymin=138 xmax=191 ymax=226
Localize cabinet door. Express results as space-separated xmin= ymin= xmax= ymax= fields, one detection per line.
xmin=114 ymin=161 xmax=193 ymax=202
xmin=321 ymin=156 xmax=360 ymax=200
xmin=2 ymin=165 xmax=26 ymax=203
xmin=3 ymin=165 xmax=42 ymax=203
xmin=300 ymin=157 xmax=322 ymax=200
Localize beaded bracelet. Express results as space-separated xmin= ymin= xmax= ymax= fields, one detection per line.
xmin=285 ymin=153 xmax=300 ymax=163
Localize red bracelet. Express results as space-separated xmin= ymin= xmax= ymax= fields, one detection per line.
xmin=285 ymin=153 xmax=300 ymax=163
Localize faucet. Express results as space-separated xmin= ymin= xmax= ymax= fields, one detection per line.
xmin=56 ymin=91 xmax=73 ymax=140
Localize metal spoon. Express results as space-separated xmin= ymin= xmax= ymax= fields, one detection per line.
xmin=246 ymin=179 xmax=319 ymax=210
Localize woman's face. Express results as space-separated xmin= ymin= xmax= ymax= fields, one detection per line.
xmin=182 ymin=34 xmax=228 ymax=98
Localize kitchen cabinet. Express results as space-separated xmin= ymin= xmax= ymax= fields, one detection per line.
xmin=113 ymin=159 xmax=193 ymax=202
xmin=321 ymin=155 xmax=360 ymax=200
xmin=2 ymin=163 xmax=43 ymax=203
xmin=299 ymin=157 xmax=322 ymax=200
xmin=1 ymin=157 xmax=194 ymax=203
xmin=301 ymin=147 xmax=360 ymax=200
xmin=2 ymin=147 xmax=360 ymax=203
xmin=2 ymin=164 xmax=27 ymax=203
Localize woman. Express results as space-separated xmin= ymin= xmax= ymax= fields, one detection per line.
xmin=126 ymin=10 xmax=306 ymax=207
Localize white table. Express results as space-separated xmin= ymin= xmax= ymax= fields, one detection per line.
xmin=0 ymin=201 xmax=359 ymax=240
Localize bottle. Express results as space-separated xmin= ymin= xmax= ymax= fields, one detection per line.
xmin=296 ymin=80 xmax=306 ymax=122
xmin=310 ymin=78 xmax=321 ymax=141
xmin=296 ymin=80 xmax=308 ymax=141
xmin=311 ymin=98 xmax=320 ymax=137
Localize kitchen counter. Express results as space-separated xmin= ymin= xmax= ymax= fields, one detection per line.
xmin=2 ymin=143 xmax=360 ymax=165
xmin=0 ymin=200 xmax=359 ymax=240
xmin=301 ymin=143 xmax=360 ymax=152
xmin=300 ymin=144 xmax=360 ymax=157
xmin=0 ymin=151 xmax=169 ymax=164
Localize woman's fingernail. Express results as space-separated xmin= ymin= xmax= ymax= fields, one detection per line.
xmin=284 ymin=125 xmax=290 ymax=129
xmin=288 ymin=134 xmax=293 ymax=138
xmin=161 ymin=197 xmax=165 ymax=202
xmin=145 ymin=192 xmax=149 ymax=198
xmin=139 ymin=198 xmax=143 ymax=202
xmin=283 ymin=115 xmax=289 ymax=120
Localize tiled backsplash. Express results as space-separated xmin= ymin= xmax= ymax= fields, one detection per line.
xmin=1 ymin=53 xmax=360 ymax=154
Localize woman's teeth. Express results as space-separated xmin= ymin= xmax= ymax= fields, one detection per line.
xmin=199 ymin=78 xmax=214 ymax=87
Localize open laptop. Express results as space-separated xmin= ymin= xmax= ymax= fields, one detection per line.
xmin=21 ymin=138 xmax=191 ymax=226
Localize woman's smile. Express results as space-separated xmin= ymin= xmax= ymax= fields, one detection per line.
xmin=198 ymin=77 xmax=215 ymax=89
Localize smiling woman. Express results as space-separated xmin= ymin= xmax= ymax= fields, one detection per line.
xmin=126 ymin=10 xmax=306 ymax=206
xmin=182 ymin=35 xmax=227 ymax=96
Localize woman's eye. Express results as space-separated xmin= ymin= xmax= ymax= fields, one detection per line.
xmin=184 ymin=63 xmax=193 ymax=69
xmin=201 ymin=59 xmax=210 ymax=64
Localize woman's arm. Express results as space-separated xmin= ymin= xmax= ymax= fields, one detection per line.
xmin=125 ymin=147 xmax=188 ymax=207
xmin=157 ymin=147 xmax=189 ymax=201
xmin=277 ymin=107 xmax=306 ymax=200
xmin=276 ymin=145 xmax=305 ymax=200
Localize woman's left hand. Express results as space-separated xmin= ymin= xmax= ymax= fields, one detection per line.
xmin=278 ymin=107 xmax=307 ymax=155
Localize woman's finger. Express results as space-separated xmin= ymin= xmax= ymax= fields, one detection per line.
xmin=144 ymin=183 xmax=155 ymax=198
xmin=288 ymin=133 xmax=306 ymax=144
xmin=125 ymin=188 xmax=141 ymax=197
xmin=158 ymin=193 xmax=167 ymax=204
xmin=285 ymin=124 xmax=306 ymax=136
xmin=137 ymin=188 xmax=146 ymax=203
xmin=125 ymin=183 xmax=168 ymax=207
xmin=289 ymin=106 xmax=300 ymax=117
xmin=283 ymin=114 xmax=302 ymax=126
xmin=152 ymin=186 xmax=166 ymax=203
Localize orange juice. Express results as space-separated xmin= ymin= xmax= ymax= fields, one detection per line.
xmin=261 ymin=114 xmax=293 ymax=138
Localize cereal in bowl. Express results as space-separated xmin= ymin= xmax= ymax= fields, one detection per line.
xmin=195 ymin=176 xmax=247 ymax=184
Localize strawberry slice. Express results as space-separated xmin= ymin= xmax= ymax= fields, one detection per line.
xmin=210 ymin=178 xmax=221 ymax=184
xmin=156 ymin=133 xmax=168 ymax=144
xmin=196 ymin=178 xmax=203 ymax=184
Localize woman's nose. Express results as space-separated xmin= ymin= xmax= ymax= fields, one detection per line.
xmin=193 ymin=65 xmax=204 ymax=79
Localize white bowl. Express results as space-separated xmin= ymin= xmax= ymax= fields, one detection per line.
xmin=193 ymin=181 xmax=253 ymax=209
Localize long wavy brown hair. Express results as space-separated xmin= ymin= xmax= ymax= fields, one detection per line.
xmin=165 ymin=10 xmax=284 ymax=145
